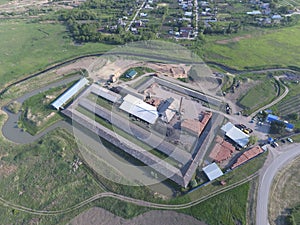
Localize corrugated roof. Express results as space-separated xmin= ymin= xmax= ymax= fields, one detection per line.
xmin=231 ymin=146 xmax=263 ymax=169
xmin=221 ymin=122 xmax=249 ymax=147
xmin=266 ymin=114 xmax=280 ymax=123
xmin=90 ymin=84 xmax=121 ymax=103
xmin=203 ymin=163 xmax=224 ymax=181
xmin=221 ymin=122 xmax=235 ymax=133
xmin=119 ymin=94 xmax=158 ymax=124
xmin=51 ymin=78 xmax=89 ymax=110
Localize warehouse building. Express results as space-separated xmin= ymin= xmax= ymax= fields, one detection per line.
xmin=266 ymin=114 xmax=280 ymax=123
xmin=231 ymin=146 xmax=264 ymax=169
xmin=119 ymin=94 xmax=159 ymax=124
xmin=221 ymin=122 xmax=249 ymax=148
xmin=51 ymin=77 xmax=89 ymax=110
xmin=90 ymin=84 xmax=121 ymax=103
xmin=158 ymin=97 xmax=180 ymax=123
xmin=181 ymin=111 xmax=212 ymax=136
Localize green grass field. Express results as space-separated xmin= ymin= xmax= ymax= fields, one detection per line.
xmin=0 ymin=128 xmax=104 ymax=224
xmin=289 ymin=205 xmax=300 ymax=225
xmin=0 ymin=20 xmax=112 ymax=89
xmin=202 ymin=23 xmax=300 ymax=70
xmin=181 ymin=182 xmax=250 ymax=225
xmin=238 ymin=77 xmax=278 ymax=111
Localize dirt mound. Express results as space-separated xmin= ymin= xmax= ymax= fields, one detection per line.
xmin=68 ymin=207 xmax=207 ymax=225
xmin=216 ymin=34 xmax=252 ymax=44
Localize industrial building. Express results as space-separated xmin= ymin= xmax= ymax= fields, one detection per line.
xmin=266 ymin=114 xmax=280 ymax=123
xmin=221 ymin=122 xmax=249 ymax=148
xmin=51 ymin=77 xmax=89 ymax=110
xmin=209 ymin=136 xmax=235 ymax=163
xmin=119 ymin=94 xmax=159 ymax=124
xmin=231 ymin=146 xmax=264 ymax=169
xmin=158 ymin=97 xmax=180 ymax=123
xmin=203 ymin=162 xmax=224 ymax=181
xmin=181 ymin=111 xmax=212 ymax=136
xmin=56 ymin=75 xmax=221 ymax=188
xmin=90 ymin=84 xmax=121 ymax=103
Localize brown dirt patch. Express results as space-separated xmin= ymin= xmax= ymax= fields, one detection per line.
xmin=0 ymin=155 xmax=17 ymax=177
xmin=224 ymin=78 xmax=259 ymax=113
xmin=216 ymin=34 xmax=252 ymax=45
xmin=269 ymin=157 xmax=300 ymax=225
xmin=68 ymin=207 xmax=207 ymax=225
xmin=56 ymin=57 xmax=100 ymax=76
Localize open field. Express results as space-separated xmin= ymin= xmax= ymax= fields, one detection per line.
xmin=202 ymin=22 xmax=300 ymax=70
xmin=68 ymin=207 xmax=206 ymax=225
xmin=292 ymin=134 xmax=300 ymax=142
xmin=276 ymin=80 xmax=300 ymax=115
xmin=269 ymin=156 xmax=300 ymax=225
xmin=271 ymin=79 xmax=300 ymax=128
xmin=0 ymin=20 xmax=112 ymax=90
xmin=180 ymin=182 xmax=249 ymax=225
xmin=0 ymin=128 xmax=104 ymax=224
xmin=238 ymin=77 xmax=278 ymax=111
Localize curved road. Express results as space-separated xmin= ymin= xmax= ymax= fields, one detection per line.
xmin=256 ymin=143 xmax=300 ymax=225
xmin=1 ymin=75 xmax=81 ymax=144
xmin=0 ymin=171 xmax=258 ymax=216
xmin=250 ymin=76 xmax=289 ymax=118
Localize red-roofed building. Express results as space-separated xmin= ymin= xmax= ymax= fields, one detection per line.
xmin=209 ymin=136 xmax=235 ymax=163
xmin=181 ymin=111 xmax=212 ymax=136
xmin=231 ymin=146 xmax=264 ymax=169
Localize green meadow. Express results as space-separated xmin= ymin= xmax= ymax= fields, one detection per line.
xmin=0 ymin=20 xmax=112 ymax=89
xmin=202 ymin=23 xmax=300 ymax=70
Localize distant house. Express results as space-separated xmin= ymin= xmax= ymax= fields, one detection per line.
xmin=184 ymin=11 xmax=193 ymax=17
xmin=125 ymin=70 xmax=138 ymax=79
xmin=247 ymin=10 xmax=262 ymax=15
xmin=272 ymin=14 xmax=282 ymax=20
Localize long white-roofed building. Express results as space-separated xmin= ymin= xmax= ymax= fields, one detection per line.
xmin=51 ymin=77 xmax=89 ymax=110
xmin=119 ymin=94 xmax=159 ymax=124
xmin=90 ymin=84 xmax=121 ymax=103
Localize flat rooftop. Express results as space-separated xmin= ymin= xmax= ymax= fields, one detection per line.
xmin=120 ymin=94 xmax=159 ymax=124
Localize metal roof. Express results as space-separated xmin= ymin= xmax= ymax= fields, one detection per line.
xmin=221 ymin=122 xmax=249 ymax=148
xmin=90 ymin=84 xmax=121 ymax=103
xmin=119 ymin=94 xmax=158 ymax=124
xmin=266 ymin=114 xmax=280 ymax=123
xmin=203 ymin=163 xmax=224 ymax=181
xmin=51 ymin=78 xmax=89 ymax=110
xmin=221 ymin=122 xmax=235 ymax=133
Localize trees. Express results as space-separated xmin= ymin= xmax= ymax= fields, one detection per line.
xmin=270 ymin=121 xmax=286 ymax=135
xmin=249 ymin=135 xmax=258 ymax=145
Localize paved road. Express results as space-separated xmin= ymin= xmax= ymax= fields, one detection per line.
xmin=256 ymin=143 xmax=300 ymax=225
xmin=1 ymin=75 xmax=81 ymax=144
